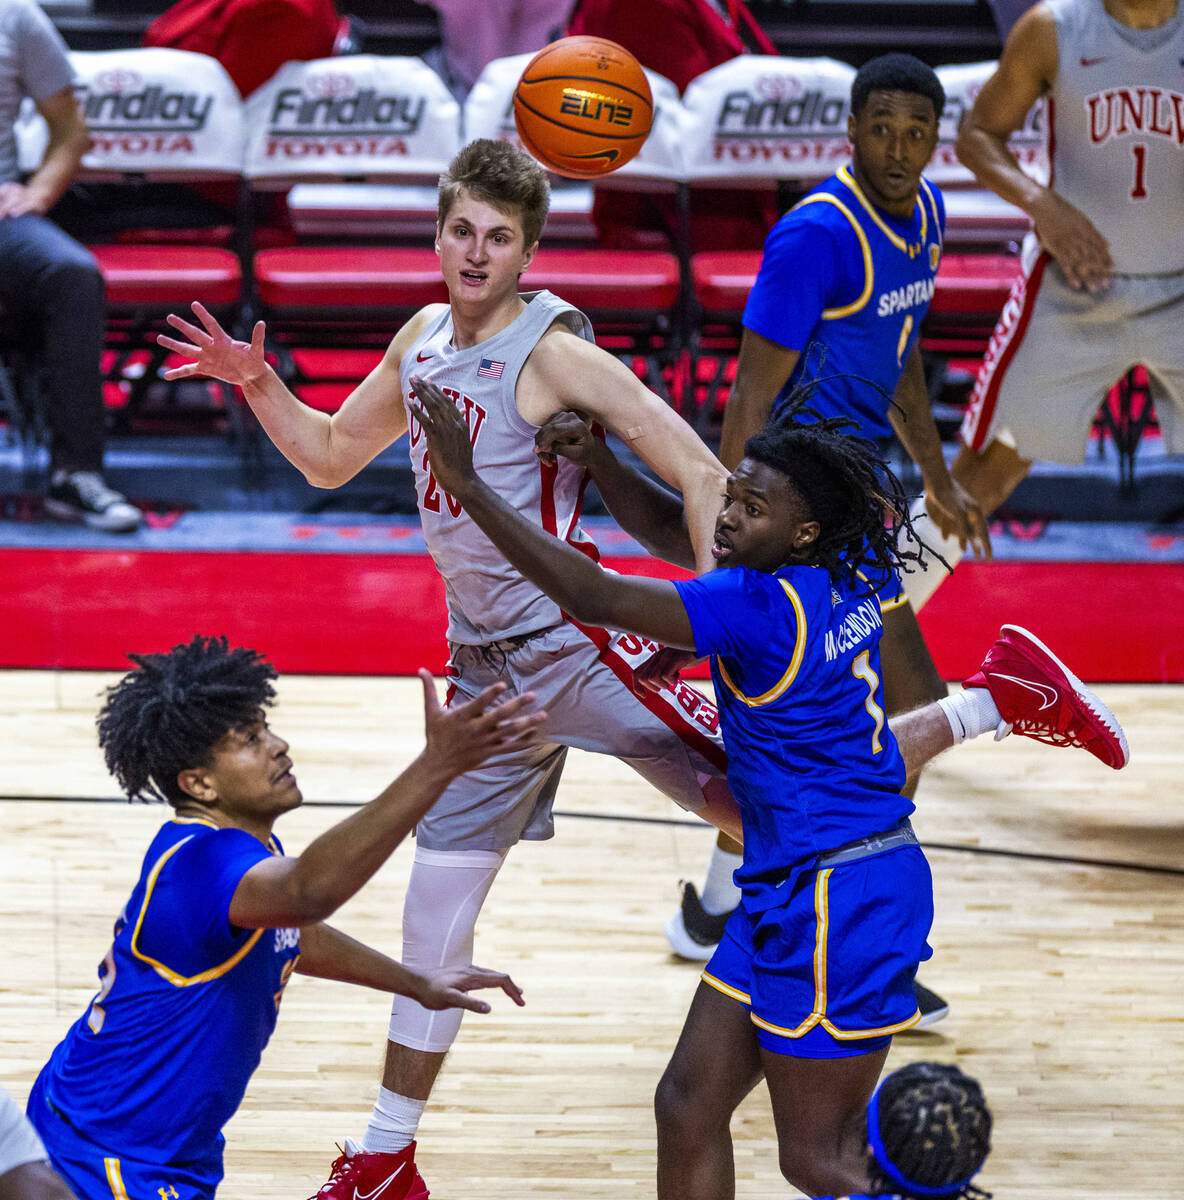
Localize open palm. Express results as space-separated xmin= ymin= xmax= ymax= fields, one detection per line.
xmin=158 ymin=301 xmax=268 ymax=387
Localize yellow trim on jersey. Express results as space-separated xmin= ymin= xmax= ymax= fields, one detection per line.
xmin=837 ymin=165 xmax=926 ymax=254
xmin=918 ymin=177 xmax=943 ymax=252
xmin=129 ymin=837 xmax=263 ymax=987
xmin=716 ymin=580 xmax=807 ymax=707
xmin=701 ymin=970 xmax=751 ymax=1005
xmin=104 ymin=1157 xmax=130 ymax=1200
xmin=853 ymin=568 xmax=908 ymax=615
xmin=793 ymin=193 xmax=874 ymax=319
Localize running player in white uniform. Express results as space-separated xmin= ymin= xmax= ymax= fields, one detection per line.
xmin=902 ymin=0 xmax=1184 ymax=607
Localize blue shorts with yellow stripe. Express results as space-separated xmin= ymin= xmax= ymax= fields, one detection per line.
xmin=27 ymin=1073 xmax=221 ymax=1200
xmin=702 ymin=845 xmax=933 ymax=1058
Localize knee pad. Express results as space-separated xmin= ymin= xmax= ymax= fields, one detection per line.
xmin=387 ymin=845 xmax=507 ymax=1053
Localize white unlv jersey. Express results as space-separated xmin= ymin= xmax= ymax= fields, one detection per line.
xmin=401 ymin=290 xmax=598 ymax=644
xmin=1045 ymin=0 xmax=1184 ymax=274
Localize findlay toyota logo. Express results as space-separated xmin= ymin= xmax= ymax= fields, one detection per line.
xmin=304 ymin=71 xmax=358 ymax=99
xmin=94 ymin=68 xmax=142 ymax=93
xmin=753 ymin=73 xmax=804 ymax=101
xmin=711 ymin=74 xmax=848 ymax=165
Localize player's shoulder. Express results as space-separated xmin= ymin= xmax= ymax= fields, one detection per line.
xmin=388 ymin=303 xmax=449 ymax=362
xmin=530 ymin=316 xmax=605 ymax=370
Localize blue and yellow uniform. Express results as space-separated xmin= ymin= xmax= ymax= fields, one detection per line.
xmin=674 ymin=564 xmax=933 ymax=1057
xmin=743 ymin=164 xmax=946 ymax=439
xmin=27 ymin=817 xmax=301 ymax=1199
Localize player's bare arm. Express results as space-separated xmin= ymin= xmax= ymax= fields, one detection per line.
xmin=719 ymin=329 xmax=801 ymax=469
xmin=413 ymin=374 xmax=697 ymax=648
xmin=888 ymin=346 xmax=991 ymax=558
xmin=294 ymin=922 xmax=525 ymax=1014
xmin=158 ymin=303 xmax=444 ymax=487
xmin=517 ymin=326 xmax=728 ymax=574
xmin=0 ymin=87 xmax=88 ymax=219
xmin=955 ymin=4 xmax=1113 ymax=291
xmin=225 ymin=673 xmax=545 ymax=929
xmin=536 ymin=411 xmax=695 ymax=569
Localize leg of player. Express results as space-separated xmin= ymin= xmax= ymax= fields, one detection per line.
xmin=761 ymin=1046 xmax=892 ymax=1196
xmin=310 ymin=847 xmax=507 ymax=1200
xmin=654 ymin=983 xmax=764 ymax=1200
xmin=900 ymin=438 xmax=1033 ymax=612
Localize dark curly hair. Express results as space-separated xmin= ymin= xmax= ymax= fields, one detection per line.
xmin=743 ymin=384 xmax=934 ymax=592
xmin=866 ymin=1062 xmax=993 ymax=1199
xmin=97 ymin=635 xmax=277 ymax=806
xmin=851 ymin=53 xmax=945 ymax=120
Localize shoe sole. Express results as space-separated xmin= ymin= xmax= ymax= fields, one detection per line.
xmin=1000 ymin=624 xmax=1130 ymax=769
xmin=664 ymin=911 xmax=717 ymax=962
xmin=911 ymin=1003 xmax=950 ymax=1029
xmin=43 ymin=498 xmax=141 ymax=533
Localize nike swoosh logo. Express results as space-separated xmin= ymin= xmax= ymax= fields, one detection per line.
xmin=353 ymin=1163 xmax=405 ymax=1200
xmin=995 ymin=673 xmax=1058 ymax=711
xmin=1080 ymin=55 xmax=1107 ymax=66
xmin=416 ymin=351 xmax=434 ymax=362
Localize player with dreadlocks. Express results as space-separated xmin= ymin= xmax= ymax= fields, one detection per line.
xmin=25 ymin=635 xmax=543 ymax=1200
xmin=812 ymin=1060 xmax=993 ymax=1199
xmin=409 ymin=372 xmax=1125 ymax=1197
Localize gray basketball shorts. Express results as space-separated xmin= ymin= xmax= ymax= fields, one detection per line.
xmin=961 ymin=241 xmax=1184 ymax=464
xmin=415 ymin=622 xmax=728 ymax=852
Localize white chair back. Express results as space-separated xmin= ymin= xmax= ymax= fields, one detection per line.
xmin=70 ymin=48 xmax=245 ymax=179
xmin=934 ymin=61 xmax=1047 ymax=186
xmin=681 ymin=56 xmax=855 ymax=185
xmin=245 ymin=55 xmax=461 ymax=185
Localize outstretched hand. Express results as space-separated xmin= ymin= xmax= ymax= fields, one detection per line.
xmin=158 ymin=301 xmax=269 ymax=387
xmin=409 ymin=374 xmax=478 ymax=497
xmin=418 ymin=668 xmax=546 ymax=780
xmin=633 ymin=645 xmax=701 ymax=694
xmin=413 ymin=963 xmax=525 ymax=1013
xmin=1033 ymin=192 xmax=1113 ymax=293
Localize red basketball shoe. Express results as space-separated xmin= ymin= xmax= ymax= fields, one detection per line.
xmin=964 ymin=625 xmax=1129 ymax=769
xmin=309 ymin=1139 xmax=429 ymax=1200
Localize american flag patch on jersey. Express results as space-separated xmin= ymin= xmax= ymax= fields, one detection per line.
xmin=477 ymin=358 xmax=505 ymax=379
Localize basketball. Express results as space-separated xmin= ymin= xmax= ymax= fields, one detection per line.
xmin=512 ymin=36 xmax=654 ymax=178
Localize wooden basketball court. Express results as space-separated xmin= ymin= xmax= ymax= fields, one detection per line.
xmin=1 ymin=670 xmax=1181 ymax=1199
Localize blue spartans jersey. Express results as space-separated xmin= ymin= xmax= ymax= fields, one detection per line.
xmin=30 ymin=817 xmax=300 ymax=1176
xmin=675 ymin=564 xmax=910 ymax=912
xmin=743 ymin=164 xmax=946 ymax=439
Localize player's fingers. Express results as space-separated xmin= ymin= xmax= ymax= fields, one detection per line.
xmin=250 ymin=320 xmax=267 ymax=353
xmin=469 ymin=968 xmax=526 ymax=1006
xmin=464 ymin=681 xmax=509 ymax=716
xmin=445 ymin=990 xmax=492 ymax=1014
xmin=191 ymin=300 xmax=222 ymax=336
xmin=161 ymin=363 xmax=202 ymax=381
xmin=156 ymin=333 xmax=196 ymax=356
xmin=418 ymin=667 xmax=440 ymax=714
xmin=166 ymin=312 xmax=212 ymax=345
xmin=493 ymin=712 xmax=548 ymax=747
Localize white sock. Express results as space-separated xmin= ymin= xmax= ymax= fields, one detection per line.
xmin=362 ymin=1087 xmax=426 ymax=1154
xmin=700 ymin=844 xmax=743 ymax=915
xmin=938 ymin=687 xmax=1005 ymax=744
xmin=899 ymin=495 xmax=968 ymax=612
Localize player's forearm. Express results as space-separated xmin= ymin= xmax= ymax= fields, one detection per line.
xmin=240 ymin=367 xmax=353 ymax=488
xmin=888 ymin=357 xmax=950 ymax=489
xmin=282 ymin=752 xmax=458 ymax=922
xmin=719 ymin=373 xmax=774 ymax=470
xmin=955 ymin=125 xmax=1049 ymax=217
xmin=295 ymin=922 xmax=426 ymax=997
xmin=586 ymin=446 xmax=695 ymax=569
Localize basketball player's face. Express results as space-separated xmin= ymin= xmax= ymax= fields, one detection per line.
xmin=435 ymin=189 xmax=537 ymax=306
xmin=848 ymin=90 xmax=939 ymax=217
xmin=712 ymin=459 xmax=819 ymax=574
xmin=186 ymin=713 xmax=303 ymax=830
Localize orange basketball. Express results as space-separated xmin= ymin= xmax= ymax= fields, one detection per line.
xmin=513 ymin=36 xmax=654 ymax=178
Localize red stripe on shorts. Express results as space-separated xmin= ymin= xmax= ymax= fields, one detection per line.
xmin=568 ymin=618 xmax=728 ymax=771
xmin=960 ymin=249 xmax=1050 ymax=451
